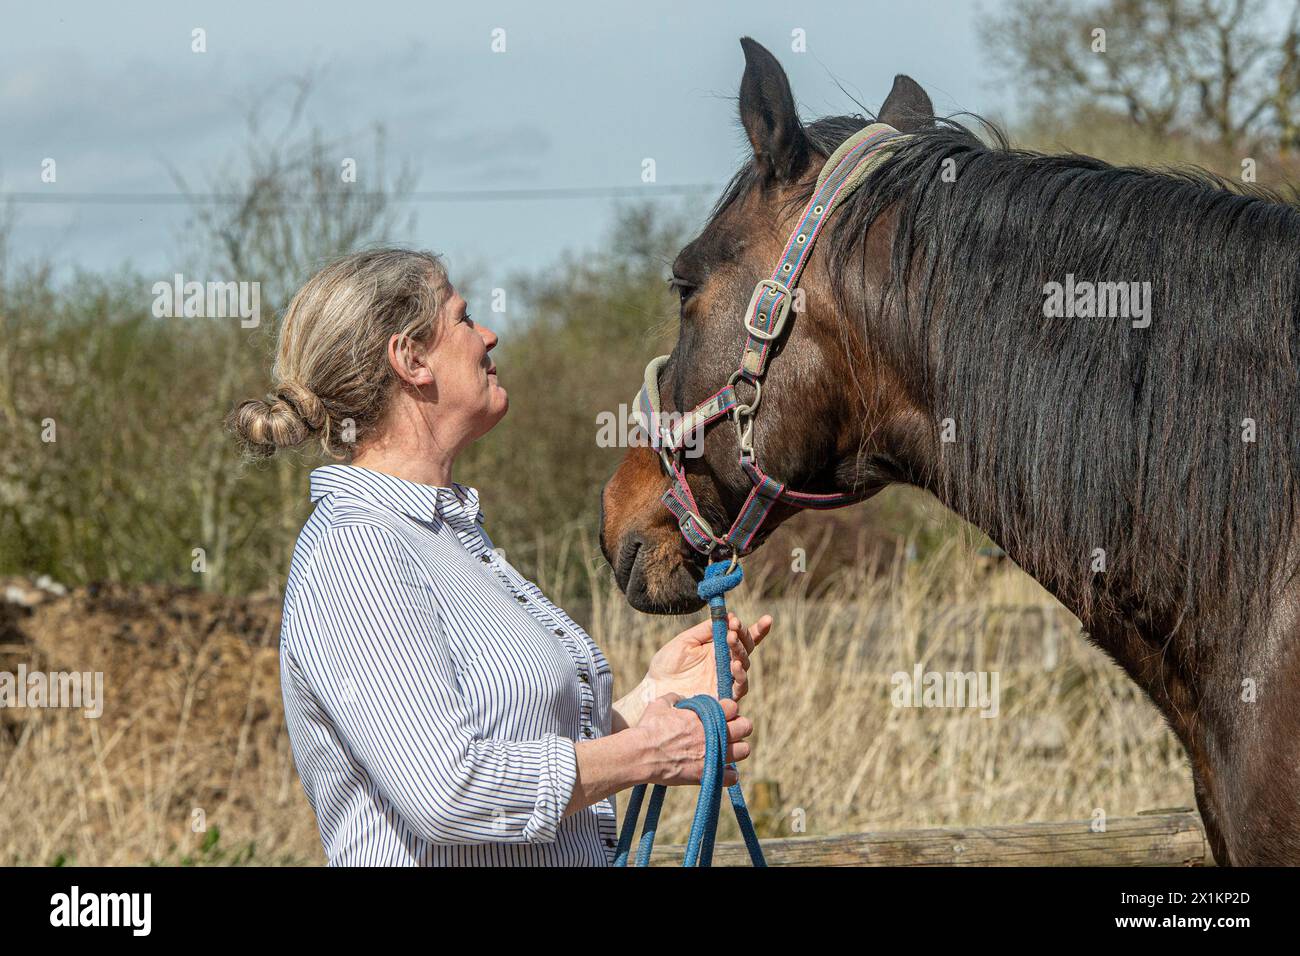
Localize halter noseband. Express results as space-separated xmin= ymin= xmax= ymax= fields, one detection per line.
xmin=633 ymin=123 xmax=910 ymax=563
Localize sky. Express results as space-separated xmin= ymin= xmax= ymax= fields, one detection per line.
xmin=1 ymin=0 xmax=1011 ymax=299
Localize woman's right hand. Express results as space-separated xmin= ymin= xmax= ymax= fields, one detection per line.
xmin=635 ymin=693 xmax=753 ymax=787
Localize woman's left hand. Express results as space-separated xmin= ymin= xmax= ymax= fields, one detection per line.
xmin=646 ymin=613 xmax=772 ymax=702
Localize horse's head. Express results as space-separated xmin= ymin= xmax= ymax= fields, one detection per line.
xmin=601 ymin=37 xmax=937 ymax=613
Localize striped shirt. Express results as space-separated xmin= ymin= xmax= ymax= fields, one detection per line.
xmin=279 ymin=463 xmax=618 ymax=866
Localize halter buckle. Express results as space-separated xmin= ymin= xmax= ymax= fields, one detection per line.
xmin=744 ymin=279 xmax=794 ymax=341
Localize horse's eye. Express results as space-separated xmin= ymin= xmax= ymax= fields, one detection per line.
xmin=668 ymin=275 xmax=696 ymax=307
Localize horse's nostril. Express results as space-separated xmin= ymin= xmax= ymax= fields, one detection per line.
xmin=614 ymin=535 xmax=644 ymax=592
xmin=624 ymin=536 xmax=643 ymax=572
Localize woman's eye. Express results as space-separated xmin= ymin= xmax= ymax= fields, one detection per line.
xmin=462 ymin=312 xmax=474 ymax=325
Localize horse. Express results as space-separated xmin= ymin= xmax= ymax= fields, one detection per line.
xmin=599 ymin=36 xmax=1300 ymax=866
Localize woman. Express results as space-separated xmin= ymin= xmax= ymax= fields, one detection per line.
xmin=229 ymin=248 xmax=770 ymax=866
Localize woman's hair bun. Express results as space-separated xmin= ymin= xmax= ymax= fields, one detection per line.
xmin=274 ymin=381 xmax=328 ymax=433
xmin=227 ymin=381 xmax=329 ymax=460
xmin=228 ymin=248 xmax=450 ymax=461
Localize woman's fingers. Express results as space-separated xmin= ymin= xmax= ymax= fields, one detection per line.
xmin=731 ymin=659 xmax=747 ymax=699
xmin=727 ymin=632 xmax=750 ymax=670
xmin=721 ymin=703 xmax=752 ymax=742
xmin=720 ymin=700 xmax=753 ymax=771
xmin=726 ymin=613 xmax=755 ymax=654
xmin=725 ymin=612 xmax=772 ymax=658
xmin=725 ymin=699 xmax=752 ymax=761
xmin=722 ymin=711 xmax=752 ymax=764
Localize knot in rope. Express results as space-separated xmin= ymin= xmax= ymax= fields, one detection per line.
xmin=697 ymin=561 xmax=744 ymax=601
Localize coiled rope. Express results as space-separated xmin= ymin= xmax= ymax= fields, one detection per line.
xmin=612 ymin=561 xmax=767 ymax=867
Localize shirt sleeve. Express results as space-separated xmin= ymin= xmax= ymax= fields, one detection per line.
xmin=290 ymin=522 xmax=580 ymax=846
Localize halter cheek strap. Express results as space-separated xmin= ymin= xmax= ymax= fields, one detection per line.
xmin=739 ymin=123 xmax=906 ymax=379
xmin=634 ymin=123 xmax=911 ymax=559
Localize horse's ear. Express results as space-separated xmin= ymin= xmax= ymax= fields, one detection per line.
xmin=739 ymin=37 xmax=810 ymax=183
xmin=878 ymin=74 xmax=934 ymax=132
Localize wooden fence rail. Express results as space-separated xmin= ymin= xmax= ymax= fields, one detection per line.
xmin=647 ymin=810 xmax=1208 ymax=866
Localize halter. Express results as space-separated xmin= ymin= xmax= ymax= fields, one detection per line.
xmin=634 ymin=123 xmax=911 ymax=562
xmin=614 ymin=124 xmax=912 ymax=868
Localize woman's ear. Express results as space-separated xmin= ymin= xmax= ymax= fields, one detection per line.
xmin=387 ymin=332 xmax=435 ymax=387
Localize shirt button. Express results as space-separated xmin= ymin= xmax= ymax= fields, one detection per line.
xmin=515 ymin=594 xmax=527 ymax=603
xmin=553 ymin=628 xmax=564 ymax=636
xmin=578 ymin=671 xmax=590 ymax=683
xmin=604 ymin=838 xmax=616 ymax=848
xmin=479 ymin=552 xmax=491 ymax=562
xmin=583 ymin=727 xmax=593 ymax=738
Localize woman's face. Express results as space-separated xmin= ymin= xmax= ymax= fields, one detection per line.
xmin=427 ymin=284 xmax=507 ymax=439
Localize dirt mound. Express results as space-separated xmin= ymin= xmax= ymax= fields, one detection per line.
xmin=0 ymin=578 xmax=319 ymax=865
xmin=1 ymin=578 xmax=283 ymax=732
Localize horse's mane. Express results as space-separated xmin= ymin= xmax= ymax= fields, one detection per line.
xmin=742 ymin=114 xmax=1300 ymax=632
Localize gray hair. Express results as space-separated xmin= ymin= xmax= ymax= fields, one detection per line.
xmin=228 ymin=248 xmax=450 ymax=459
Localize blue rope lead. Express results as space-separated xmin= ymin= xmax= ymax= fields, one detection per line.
xmin=613 ymin=561 xmax=767 ymax=867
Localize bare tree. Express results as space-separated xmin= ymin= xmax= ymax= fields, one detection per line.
xmin=169 ymin=75 xmax=416 ymax=592
xmin=982 ymin=0 xmax=1300 ymax=154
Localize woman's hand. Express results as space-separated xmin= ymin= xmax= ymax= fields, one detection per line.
xmin=646 ymin=612 xmax=772 ymax=703
xmin=636 ymin=693 xmax=753 ymax=787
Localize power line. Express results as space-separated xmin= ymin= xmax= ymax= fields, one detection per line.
xmin=0 ymin=183 xmax=721 ymax=206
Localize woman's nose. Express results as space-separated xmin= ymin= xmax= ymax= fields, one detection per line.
xmin=480 ymin=325 xmax=498 ymax=351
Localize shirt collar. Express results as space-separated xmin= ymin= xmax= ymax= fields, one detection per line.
xmin=309 ymin=464 xmax=484 ymax=528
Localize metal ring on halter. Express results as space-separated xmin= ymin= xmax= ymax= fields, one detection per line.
xmin=727 ymin=370 xmax=762 ymax=417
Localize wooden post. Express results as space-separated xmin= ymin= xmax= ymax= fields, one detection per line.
xmin=646 ymin=811 xmax=1208 ymax=867
xmin=746 ymin=779 xmax=783 ymax=838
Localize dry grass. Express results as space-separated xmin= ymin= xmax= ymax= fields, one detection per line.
xmin=0 ymin=526 xmax=1194 ymax=865
xmin=0 ymin=585 xmax=316 ymax=866
xmin=581 ymin=527 xmax=1195 ymax=848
